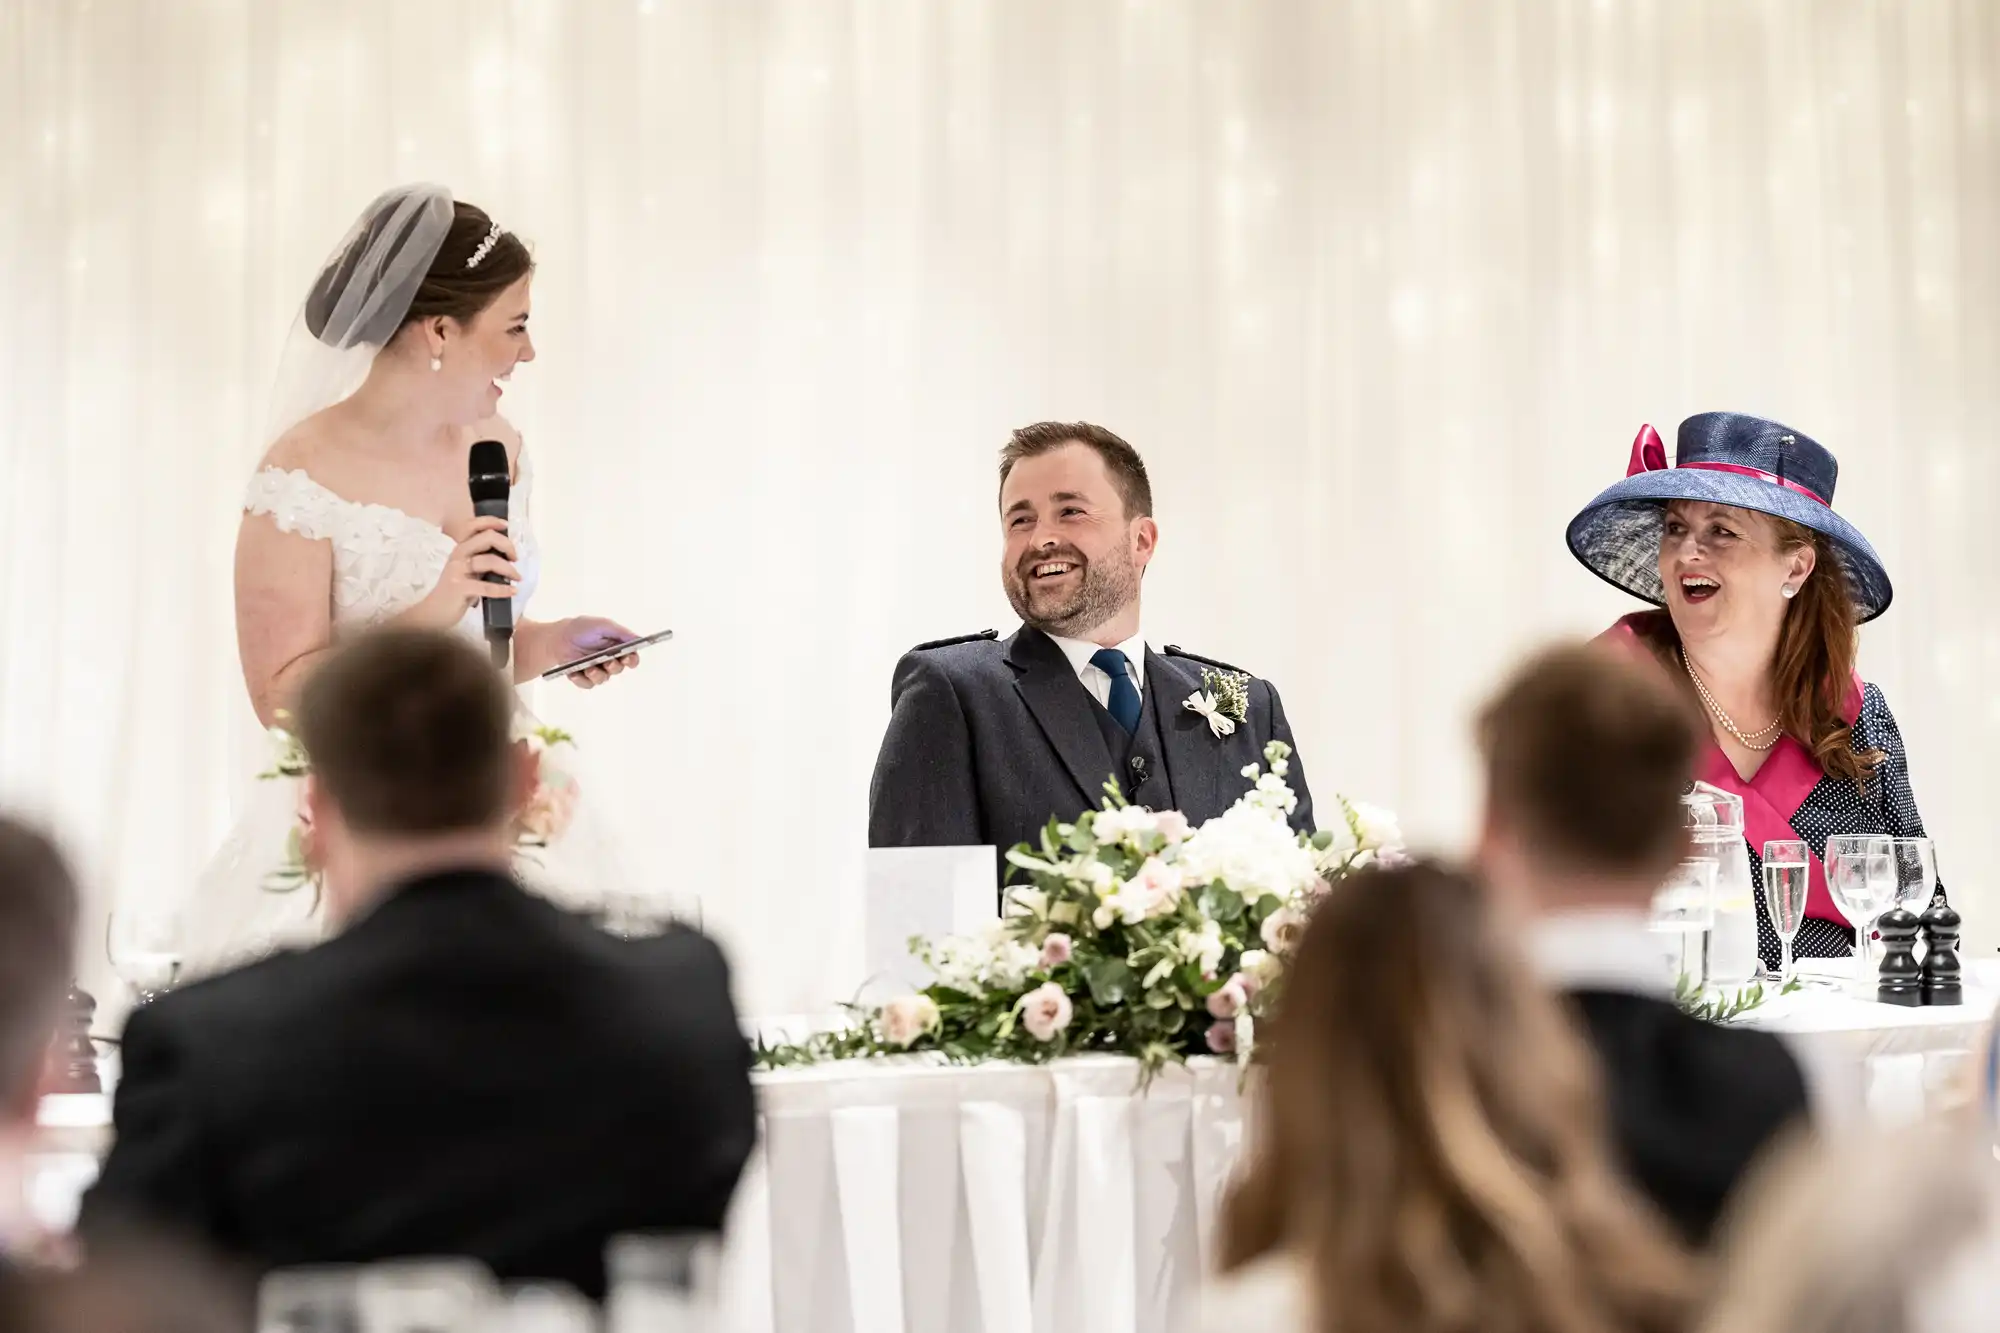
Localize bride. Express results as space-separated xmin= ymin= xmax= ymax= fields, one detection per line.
xmin=182 ymin=184 xmax=642 ymax=974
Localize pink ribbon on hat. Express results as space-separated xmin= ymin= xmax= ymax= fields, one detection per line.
xmin=1623 ymin=424 xmax=1829 ymax=506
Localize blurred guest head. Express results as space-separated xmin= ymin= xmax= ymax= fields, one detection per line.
xmin=997 ymin=421 xmax=1158 ymax=642
xmin=1475 ymin=641 xmax=1699 ymax=916
xmin=1218 ymin=859 xmax=1693 ymax=1333
xmin=295 ymin=629 xmax=532 ymax=924
xmin=0 ymin=818 xmax=79 ymax=1126
xmin=1701 ymin=1118 xmax=1997 ymax=1333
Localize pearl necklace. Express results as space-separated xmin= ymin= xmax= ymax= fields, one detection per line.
xmin=1680 ymin=648 xmax=1783 ymax=751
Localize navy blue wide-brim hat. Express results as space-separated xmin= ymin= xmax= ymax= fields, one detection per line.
xmin=1565 ymin=412 xmax=1893 ymax=623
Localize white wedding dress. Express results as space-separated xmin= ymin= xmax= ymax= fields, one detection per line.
xmin=180 ymin=452 xmax=621 ymax=976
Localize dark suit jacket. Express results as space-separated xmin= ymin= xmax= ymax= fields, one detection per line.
xmin=868 ymin=626 xmax=1315 ymax=870
xmin=79 ymin=870 xmax=757 ymax=1302
xmin=1567 ymin=989 xmax=1810 ymax=1244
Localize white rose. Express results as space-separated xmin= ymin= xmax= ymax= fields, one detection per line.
xmin=1082 ymin=859 xmax=1116 ymax=891
xmin=1177 ymin=920 xmax=1226 ymax=978
xmin=987 ymin=937 xmax=1043 ymax=990
xmin=1019 ymin=982 xmax=1074 ymax=1042
xmin=1154 ymin=810 xmax=1191 ymax=845
xmin=878 ymin=994 xmax=940 ymax=1047
xmin=1350 ymin=801 xmax=1403 ymax=853
xmin=1003 ymin=887 xmax=1048 ymax=919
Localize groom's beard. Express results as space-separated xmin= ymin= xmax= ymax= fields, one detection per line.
xmin=1005 ymin=542 xmax=1140 ymax=639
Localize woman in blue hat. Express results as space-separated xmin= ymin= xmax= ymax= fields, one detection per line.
xmin=1567 ymin=412 xmax=1939 ymax=972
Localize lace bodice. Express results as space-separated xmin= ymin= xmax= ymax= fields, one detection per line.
xmin=242 ymin=454 xmax=542 ymax=640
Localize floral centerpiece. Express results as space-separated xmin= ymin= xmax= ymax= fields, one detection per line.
xmin=756 ymin=742 xmax=1403 ymax=1078
xmin=258 ymin=711 xmax=581 ymax=896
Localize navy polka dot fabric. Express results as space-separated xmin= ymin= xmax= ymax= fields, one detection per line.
xmin=1743 ymin=682 xmax=1940 ymax=973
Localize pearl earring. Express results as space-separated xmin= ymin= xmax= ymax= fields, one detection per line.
xmin=1781 ymin=584 xmax=1797 ymax=599
xmin=430 ymin=356 xmax=443 ymax=372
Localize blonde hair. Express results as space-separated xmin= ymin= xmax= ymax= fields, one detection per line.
xmin=1219 ymin=861 xmax=1696 ymax=1333
xmin=1701 ymin=1119 xmax=1995 ymax=1333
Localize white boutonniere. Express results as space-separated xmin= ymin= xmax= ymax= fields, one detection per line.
xmin=1183 ymin=667 xmax=1251 ymax=739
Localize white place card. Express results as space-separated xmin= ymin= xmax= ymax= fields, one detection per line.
xmin=862 ymin=846 xmax=998 ymax=998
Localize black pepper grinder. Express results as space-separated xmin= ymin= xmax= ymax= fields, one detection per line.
xmin=57 ymin=984 xmax=101 ymax=1093
xmin=1874 ymin=907 xmax=1923 ymax=1006
xmin=1919 ymin=892 xmax=1963 ymax=1007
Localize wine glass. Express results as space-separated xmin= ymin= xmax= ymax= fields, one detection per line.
xmin=105 ymin=902 xmax=183 ymax=1004
xmin=1649 ymin=858 xmax=1718 ymax=989
xmin=606 ymin=1233 xmax=723 ymax=1330
xmin=355 ymin=1257 xmax=496 ymax=1331
xmin=257 ymin=1266 xmax=360 ymax=1332
xmin=1826 ymin=835 xmax=1896 ymax=995
xmin=1761 ymin=839 xmax=1810 ymax=986
xmin=1885 ymin=836 xmax=1938 ymax=914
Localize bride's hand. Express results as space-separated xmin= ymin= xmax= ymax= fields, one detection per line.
xmin=415 ymin=517 xmax=519 ymax=629
xmin=553 ymin=616 xmax=641 ymax=689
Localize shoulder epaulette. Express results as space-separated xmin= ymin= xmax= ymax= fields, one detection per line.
xmin=912 ymin=629 xmax=999 ymax=652
xmin=1163 ymin=644 xmax=1252 ymax=677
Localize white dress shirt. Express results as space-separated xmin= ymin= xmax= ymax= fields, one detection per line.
xmin=1045 ymin=630 xmax=1147 ymax=710
xmin=1526 ymin=907 xmax=1674 ymax=998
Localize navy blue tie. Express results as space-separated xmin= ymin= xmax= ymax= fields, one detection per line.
xmin=1090 ymin=648 xmax=1142 ymax=734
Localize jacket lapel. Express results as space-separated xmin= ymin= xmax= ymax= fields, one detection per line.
xmin=1008 ymin=628 xmax=1117 ymax=807
xmin=1148 ymin=649 xmax=1225 ymax=817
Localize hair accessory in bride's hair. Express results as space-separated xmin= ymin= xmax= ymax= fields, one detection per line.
xmin=466 ymin=221 xmax=505 ymax=270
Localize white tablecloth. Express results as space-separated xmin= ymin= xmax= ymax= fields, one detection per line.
xmin=1743 ymin=965 xmax=2000 ymax=1126
xmin=30 ymin=982 xmax=1999 ymax=1333
xmin=723 ymin=1055 xmax=1244 ymax=1333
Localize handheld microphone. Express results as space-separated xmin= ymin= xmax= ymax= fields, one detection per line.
xmin=466 ymin=440 xmax=512 ymax=667
xmin=1128 ymin=754 xmax=1150 ymax=790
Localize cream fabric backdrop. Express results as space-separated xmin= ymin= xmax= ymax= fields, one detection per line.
xmin=3 ymin=0 xmax=1996 ymax=1014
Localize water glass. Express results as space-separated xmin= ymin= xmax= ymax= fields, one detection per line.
xmin=1650 ymin=858 xmax=1718 ymax=988
xmin=1683 ymin=784 xmax=1757 ymax=982
xmin=1761 ymin=839 xmax=1810 ymax=985
xmin=105 ymin=902 xmax=183 ymax=1004
xmin=1827 ymin=835 xmax=1896 ymax=995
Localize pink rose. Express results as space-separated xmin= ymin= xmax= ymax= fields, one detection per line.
xmin=1132 ymin=857 xmax=1185 ymax=916
xmin=1260 ymin=906 xmax=1308 ymax=955
xmin=1205 ymin=1020 xmax=1237 ymax=1055
xmin=1019 ymin=982 xmax=1073 ymax=1043
xmin=518 ymin=774 xmax=579 ymax=845
xmin=1040 ymin=933 xmax=1073 ymax=968
xmin=1205 ymin=976 xmax=1249 ymax=1019
xmin=878 ymin=994 xmax=940 ymax=1047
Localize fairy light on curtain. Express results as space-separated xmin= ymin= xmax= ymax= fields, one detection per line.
xmin=1 ymin=0 xmax=1997 ymax=1013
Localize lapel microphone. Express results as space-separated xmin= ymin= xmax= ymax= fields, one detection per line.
xmin=466 ymin=440 xmax=512 ymax=668
xmin=1128 ymin=754 xmax=1150 ymax=790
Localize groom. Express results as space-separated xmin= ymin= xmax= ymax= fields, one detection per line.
xmin=868 ymin=421 xmax=1315 ymax=875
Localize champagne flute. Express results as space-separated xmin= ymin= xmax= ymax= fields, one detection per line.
xmin=1761 ymin=839 xmax=1810 ymax=986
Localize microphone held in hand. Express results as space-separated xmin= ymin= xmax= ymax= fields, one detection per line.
xmin=467 ymin=440 xmax=512 ymax=666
